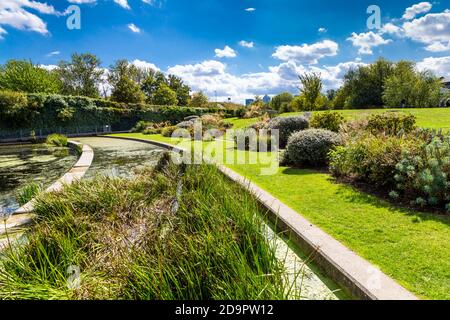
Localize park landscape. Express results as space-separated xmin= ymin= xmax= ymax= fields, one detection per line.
xmin=0 ymin=0 xmax=449 ymax=303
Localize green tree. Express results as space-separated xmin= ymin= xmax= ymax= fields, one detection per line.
xmin=0 ymin=60 xmax=61 ymax=94
xmin=189 ymin=91 xmax=209 ymax=108
xmin=153 ymin=83 xmax=178 ymax=106
xmin=270 ymin=92 xmax=294 ymax=112
xmin=57 ymin=53 xmax=103 ymax=97
xmin=168 ymin=74 xmax=191 ymax=106
xmin=299 ymin=72 xmax=323 ymax=110
xmin=383 ymin=61 xmax=442 ymax=108
xmin=342 ymin=58 xmax=394 ymax=108
xmin=109 ymin=60 xmax=145 ymax=103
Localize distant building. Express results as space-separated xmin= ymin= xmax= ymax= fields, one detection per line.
xmin=262 ymin=95 xmax=271 ymax=104
xmin=245 ymin=99 xmax=255 ymax=107
xmin=440 ymin=77 xmax=450 ymax=107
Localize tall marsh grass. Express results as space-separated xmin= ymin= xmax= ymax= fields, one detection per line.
xmin=0 ymin=158 xmax=292 ymax=300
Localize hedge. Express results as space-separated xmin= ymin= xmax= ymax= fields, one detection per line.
xmin=0 ymin=93 xmax=238 ymax=138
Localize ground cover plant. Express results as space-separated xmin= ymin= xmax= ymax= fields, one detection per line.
xmin=0 ymin=159 xmax=294 ymax=300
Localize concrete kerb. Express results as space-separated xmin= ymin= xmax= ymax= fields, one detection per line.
xmin=100 ymin=136 xmax=418 ymax=301
xmin=0 ymin=141 xmax=94 ymax=239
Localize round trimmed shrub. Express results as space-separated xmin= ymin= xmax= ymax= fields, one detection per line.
xmin=283 ymin=129 xmax=341 ymax=166
xmin=268 ymin=116 xmax=309 ymax=148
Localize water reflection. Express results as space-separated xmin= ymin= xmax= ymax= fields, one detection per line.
xmin=0 ymin=144 xmax=78 ymax=211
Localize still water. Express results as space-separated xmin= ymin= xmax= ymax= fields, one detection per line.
xmin=0 ymin=144 xmax=78 ymax=212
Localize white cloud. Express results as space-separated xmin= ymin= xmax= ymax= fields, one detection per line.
xmin=380 ymin=23 xmax=404 ymax=36
xmin=403 ymin=2 xmax=432 ymax=20
xmin=245 ymin=8 xmax=255 ymax=12
xmin=39 ymin=64 xmax=58 ymax=71
xmin=0 ymin=0 xmax=59 ymax=37
xmin=67 ymin=0 xmax=97 ymax=4
xmin=239 ymin=40 xmax=254 ymax=48
xmin=347 ymin=31 xmax=392 ymax=55
xmin=215 ymin=45 xmax=237 ymax=58
xmin=114 ymin=0 xmax=130 ymax=10
xmin=318 ymin=27 xmax=327 ymax=33
xmin=46 ymin=50 xmax=60 ymax=57
xmin=272 ymin=40 xmax=339 ymax=64
xmin=416 ymin=56 xmax=450 ymax=77
xmin=132 ymin=59 xmax=160 ymax=71
xmin=127 ymin=23 xmax=141 ymax=33
xmin=402 ymin=10 xmax=450 ymax=52
xmin=167 ymin=58 xmax=364 ymax=102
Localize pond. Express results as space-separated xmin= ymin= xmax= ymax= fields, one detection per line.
xmin=0 ymin=143 xmax=78 ymax=212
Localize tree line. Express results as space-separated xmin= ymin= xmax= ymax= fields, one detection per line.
xmin=268 ymin=58 xmax=448 ymax=112
xmin=0 ymin=53 xmax=211 ymax=108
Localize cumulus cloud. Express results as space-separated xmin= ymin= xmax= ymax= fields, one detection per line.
xmin=245 ymin=8 xmax=255 ymax=12
xmin=239 ymin=40 xmax=254 ymax=48
xmin=379 ymin=23 xmax=404 ymax=37
xmin=272 ymin=40 xmax=339 ymax=65
xmin=132 ymin=59 xmax=159 ymax=71
xmin=167 ymin=58 xmax=364 ymax=102
xmin=114 ymin=0 xmax=130 ymax=10
xmin=127 ymin=23 xmax=141 ymax=33
xmin=416 ymin=56 xmax=450 ymax=77
xmin=402 ymin=2 xmax=432 ymax=20
xmin=67 ymin=0 xmax=97 ymax=4
xmin=402 ymin=10 xmax=450 ymax=52
xmin=0 ymin=0 xmax=59 ymax=37
xmin=318 ymin=27 xmax=327 ymax=33
xmin=347 ymin=31 xmax=392 ymax=55
xmin=215 ymin=45 xmax=237 ymax=58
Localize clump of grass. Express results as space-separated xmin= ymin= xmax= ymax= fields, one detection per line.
xmin=0 ymin=158 xmax=291 ymax=300
xmin=16 ymin=182 xmax=42 ymax=206
xmin=46 ymin=134 xmax=68 ymax=147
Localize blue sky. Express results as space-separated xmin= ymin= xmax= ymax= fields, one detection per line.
xmin=0 ymin=0 xmax=449 ymax=102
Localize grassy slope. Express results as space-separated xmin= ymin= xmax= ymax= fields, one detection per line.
xmin=112 ymin=132 xmax=450 ymax=300
xmin=226 ymin=107 xmax=450 ymax=131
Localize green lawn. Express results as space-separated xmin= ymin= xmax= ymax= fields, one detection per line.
xmin=226 ymin=107 xmax=450 ymax=131
xmin=110 ymin=132 xmax=450 ymax=300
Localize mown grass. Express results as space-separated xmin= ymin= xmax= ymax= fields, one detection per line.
xmin=226 ymin=107 xmax=450 ymax=131
xmin=112 ymin=133 xmax=450 ymax=300
xmin=0 ymin=157 xmax=295 ymax=300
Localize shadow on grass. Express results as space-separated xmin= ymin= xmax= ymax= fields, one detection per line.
xmin=280 ymin=166 xmax=450 ymax=227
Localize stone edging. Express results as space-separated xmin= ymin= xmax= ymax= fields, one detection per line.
xmin=102 ymin=136 xmax=418 ymax=301
xmin=0 ymin=141 xmax=94 ymax=239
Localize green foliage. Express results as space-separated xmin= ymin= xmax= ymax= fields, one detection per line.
xmin=0 ymin=60 xmax=61 ymax=94
xmin=161 ymin=126 xmax=178 ymax=137
xmin=46 ymin=134 xmax=68 ymax=147
xmin=189 ymin=91 xmax=209 ymax=109
xmin=394 ymin=136 xmax=450 ymax=210
xmin=329 ymin=135 xmax=418 ymax=187
xmin=109 ymin=60 xmax=146 ymax=103
xmin=310 ymin=111 xmax=345 ymax=132
xmin=0 ymin=90 xmax=28 ymax=114
xmin=383 ymin=61 xmax=442 ymax=108
xmin=341 ymin=58 xmax=394 ymax=109
xmin=268 ymin=116 xmax=309 ymax=148
xmin=270 ymin=92 xmax=294 ymax=112
xmin=152 ymin=83 xmax=178 ymax=106
xmin=299 ymin=72 xmax=324 ymax=110
xmin=367 ymin=112 xmax=417 ymax=135
xmin=283 ymin=129 xmax=341 ymax=166
xmin=16 ymin=182 xmax=42 ymax=206
xmin=57 ymin=53 xmax=103 ymax=98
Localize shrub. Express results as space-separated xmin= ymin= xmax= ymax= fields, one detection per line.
xmin=329 ymin=135 xmax=419 ymax=187
xmin=393 ymin=136 xmax=450 ymax=210
xmin=234 ymin=130 xmax=273 ymax=152
xmin=268 ymin=116 xmax=309 ymax=148
xmin=161 ymin=126 xmax=178 ymax=137
xmin=0 ymin=90 xmax=27 ymax=114
xmin=367 ymin=112 xmax=416 ymax=135
xmin=283 ymin=129 xmax=341 ymax=167
xmin=310 ymin=111 xmax=345 ymax=132
xmin=46 ymin=133 xmax=68 ymax=147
